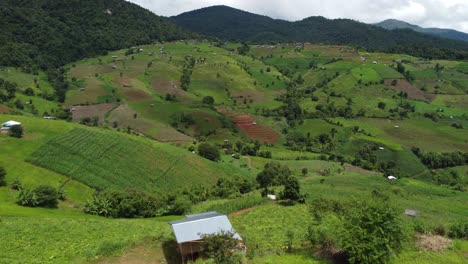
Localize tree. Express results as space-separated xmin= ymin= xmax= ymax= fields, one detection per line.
xmin=302 ymin=168 xmax=308 ymax=176
xmin=198 ymin=143 xmax=220 ymax=161
xmin=201 ymin=230 xmax=242 ymax=264
xmin=8 ymin=125 xmax=23 ymax=138
xmin=280 ymin=176 xmax=304 ymax=203
xmin=202 ymin=96 xmax=215 ymax=105
xmin=378 ymin=102 xmax=386 ymax=109
xmin=256 ymin=162 xmax=291 ymax=190
xmin=0 ymin=166 xmax=6 ymax=186
xmin=341 ymin=200 xmax=404 ymax=264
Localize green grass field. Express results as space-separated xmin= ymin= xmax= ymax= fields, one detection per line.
xmin=28 ymin=128 xmax=253 ymax=192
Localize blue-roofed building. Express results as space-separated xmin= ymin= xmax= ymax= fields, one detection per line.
xmin=168 ymin=211 xmax=243 ymax=261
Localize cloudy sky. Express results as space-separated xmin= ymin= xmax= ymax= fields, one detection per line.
xmin=128 ymin=0 xmax=468 ymax=33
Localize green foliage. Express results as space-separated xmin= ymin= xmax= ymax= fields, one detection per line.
xmin=201 ymin=230 xmax=243 ymax=264
xmin=256 ymin=162 xmax=291 ymax=189
xmin=0 ymin=0 xmax=195 ymax=69
xmin=84 ymin=189 xmax=164 ymax=218
xmin=28 ymin=128 xmax=245 ymax=192
xmin=0 ymin=166 xmax=6 ymax=186
xmin=280 ymin=176 xmax=305 ymax=203
xmin=448 ymin=222 xmax=468 ymax=239
xmin=16 ymin=185 xmax=59 ymax=208
xmin=341 ymin=200 xmax=404 ymax=264
xmin=202 ymin=95 xmax=215 ymax=105
xmin=412 ymin=148 xmax=468 ymax=169
xmin=198 ymin=142 xmax=221 ymax=161
xmin=8 ymin=125 xmax=23 ymax=138
xmin=173 ymin=6 xmax=468 ymax=60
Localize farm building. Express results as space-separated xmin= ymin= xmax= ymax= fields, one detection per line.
xmin=168 ymin=211 xmax=244 ymax=261
xmin=1 ymin=120 xmax=21 ymax=134
xmin=2 ymin=120 xmax=21 ymax=127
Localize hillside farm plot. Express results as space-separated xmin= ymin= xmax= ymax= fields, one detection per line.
xmin=71 ymin=103 xmax=116 ymax=124
xmin=68 ymin=64 xmax=115 ymax=79
xmin=371 ymin=64 xmax=404 ymax=79
xmin=65 ymin=78 xmax=111 ymax=106
xmin=108 ymin=104 xmax=193 ymax=142
xmin=234 ymin=115 xmax=280 ymax=143
xmin=27 ymin=128 xmax=249 ymax=192
xmin=351 ymin=67 xmax=382 ymax=83
xmin=385 ymin=79 xmax=435 ymax=102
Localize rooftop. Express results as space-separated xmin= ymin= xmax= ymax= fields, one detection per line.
xmin=169 ymin=211 xmax=241 ymax=243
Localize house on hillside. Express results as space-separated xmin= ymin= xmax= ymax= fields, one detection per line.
xmin=169 ymin=211 xmax=244 ymax=262
xmin=1 ymin=120 xmax=21 ymax=134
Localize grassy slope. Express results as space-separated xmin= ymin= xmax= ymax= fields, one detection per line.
xmin=28 ymin=127 xmax=254 ymax=192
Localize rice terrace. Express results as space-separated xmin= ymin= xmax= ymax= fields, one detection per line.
xmin=0 ymin=0 xmax=468 ymax=264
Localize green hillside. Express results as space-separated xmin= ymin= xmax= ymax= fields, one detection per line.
xmin=28 ymin=128 xmax=252 ymax=192
xmin=0 ymin=0 xmax=195 ymax=69
xmin=172 ymin=6 xmax=468 ymax=60
xmin=1 ymin=38 xmax=467 ymax=264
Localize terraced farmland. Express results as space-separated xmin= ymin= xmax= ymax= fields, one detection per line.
xmin=27 ymin=128 xmax=252 ymax=192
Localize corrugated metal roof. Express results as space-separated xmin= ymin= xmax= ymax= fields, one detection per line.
xmin=169 ymin=211 xmax=242 ymax=243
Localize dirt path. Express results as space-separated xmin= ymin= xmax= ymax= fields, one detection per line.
xmin=229 ymin=207 xmax=256 ymax=218
xmin=244 ymin=156 xmax=252 ymax=169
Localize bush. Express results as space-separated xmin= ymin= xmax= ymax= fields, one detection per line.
xmin=201 ymin=230 xmax=243 ymax=264
xmin=341 ymin=200 xmax=404 ymax=264
xmin=84 ymin=189 xmax=164 ymax=218
xmin=448 ymin=222 xmax=468 ymax=239
xmin=8 ymin=125 xmax=23 ymax=138
xmin=168 ymin=195 xmax=192 ymax=215
xmin=17 ymin=185 xmax=59 ymax=208
xmin=198 ymin=143 xmax=220 ymax=161
xmin=0 ymin=166 xmax=6 ymax=186
xmin=202 ymin=96 xmax=215 ymax=105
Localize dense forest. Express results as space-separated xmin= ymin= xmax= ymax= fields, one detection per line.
xmin=0 ymin=0 xmax=195 ymax=70
xmin=173 ymin=6 xmax=468 ymax=60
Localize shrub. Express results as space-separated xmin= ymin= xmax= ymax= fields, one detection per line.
xmin=9 ymin=125 xmax=23 ymax=138
xmin=341 ymin=200 xmax=404 ymax=264
xmin=202 ymin=96 xmax=215 ymax=105
xmin=17 ymin=185 xmax=59 ymax=208
xmin=168 ymin=195 xmax=192 ymax=215
xmin=201 ymin=230 xmax=243 ymax=264
xmin=0 ymin=166 xmax=6 ymax=186
xmin=198 ymin=143 xmax=220 ymax=161
xmin=84 ymin=189 xmax=164 ymax=218
xmin=448 ymin=222 xmax=468 ymax=239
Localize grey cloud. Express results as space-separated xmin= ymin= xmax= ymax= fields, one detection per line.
xmin=127 ymin=0 xmax=468 ymax=33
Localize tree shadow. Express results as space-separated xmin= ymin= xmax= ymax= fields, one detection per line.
xmin=162 ymin=240 xmax=181 ymax=264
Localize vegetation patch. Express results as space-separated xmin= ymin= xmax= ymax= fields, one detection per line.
xmin=27 ymin=128 xmax=250 ymax=192
xmin=71 ymin=103 xmax=116 ymax=125
xmin=384 ymin=79 xmax=435 ymax=102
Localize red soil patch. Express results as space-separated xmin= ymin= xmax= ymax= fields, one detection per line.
xmin=71 ymin=103 xmax=116 ymax=125
xmin=0 ymin=104 xmax=10 ymax=114
xmin=122 ymin=88 xmax=152 ymax=102
xmin=233 ymin=114 xmax=280 ymax=143
xmin=385 ymin=79 xmax=435 ymax=102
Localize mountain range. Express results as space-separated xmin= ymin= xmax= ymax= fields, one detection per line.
xmin=374 ymin=19 xmax=468 ymax=42
xmin=172 ymin=6 xmax=468 ymax=60
xmin=0 ymin=1 xmax=467 ymax=71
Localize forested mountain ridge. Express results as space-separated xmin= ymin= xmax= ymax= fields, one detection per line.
xmin=0 ymin=0 xmax=196 ymax=70
xmin=375 ymin=19 xmax=468 ymax=42
xmin=172 ymin=5 xmax=468 ymax=60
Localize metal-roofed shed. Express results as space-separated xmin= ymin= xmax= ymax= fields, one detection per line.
xmin=168 ymin=211 xmax=243 ymax=261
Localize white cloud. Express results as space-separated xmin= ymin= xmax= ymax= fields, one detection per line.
xmin=127 ymin=0 xmax=468 ymax=33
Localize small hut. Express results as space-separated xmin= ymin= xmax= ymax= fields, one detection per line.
xmin=168 ymin=211 xmax=243 ymax=262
